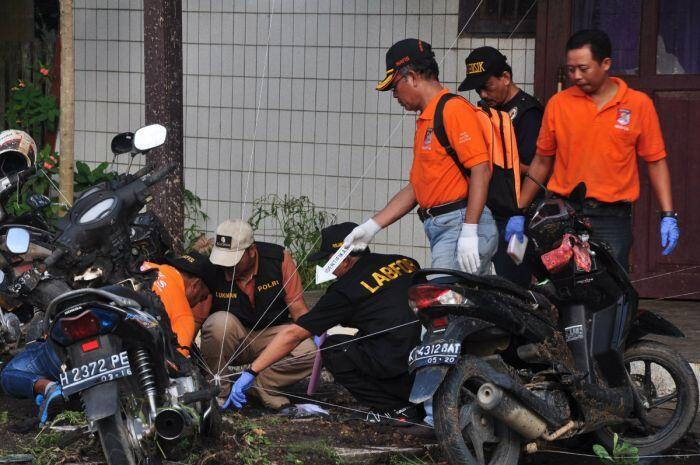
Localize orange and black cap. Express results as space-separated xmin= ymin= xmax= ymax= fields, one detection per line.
xmin=376 ymin=38 xmax=436 ymax=91
xmin=458 ymin=46 xmax=509 ymax=92
xmin=308 ymin=222 xmax=361 ymax=261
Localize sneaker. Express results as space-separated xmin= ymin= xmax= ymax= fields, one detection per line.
xmin=35 ymin=383 xmax=66 ymax=426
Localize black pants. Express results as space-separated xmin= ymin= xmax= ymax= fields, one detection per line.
xmin=321 ymin=335 xmax=414 ymax=412
xmin=493 ymin=217 xmax=534 ymax=288
xmin=584 ymin=206 xmax=633 ymax=272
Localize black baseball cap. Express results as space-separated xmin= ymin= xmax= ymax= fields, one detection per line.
xmin=376 ymin=38 xmax=436 ymax=91
xmin=165 ymin=252 xmax=212 ymax=280
xmin=308 ymin=222 xmax=360 ymax=261
xmin=458 ymin=46 xmax=509 ymax=92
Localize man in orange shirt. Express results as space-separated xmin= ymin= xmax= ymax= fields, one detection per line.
xmin=506 ymin=30 xmax=679 ymax=270
xmin=200 ymin=219 xmax=315 ymax=410
xmin=344 ymin=39 xmax=498 ymax=276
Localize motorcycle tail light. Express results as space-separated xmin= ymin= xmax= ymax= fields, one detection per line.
xmin=52 ymin=308 xmax=119 ymax=345
xmin=432 ymin=316 xmax=448 ymax=329
xmin=408 ymin=285 xmax=470 ymax=313
xmin=81 ymin=338 xmax=100 ymax=352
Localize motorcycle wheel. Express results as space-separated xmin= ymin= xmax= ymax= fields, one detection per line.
xmin=594 ymin=340 xmax=698 ymax=456
xmin=95 ymin=413 xmax=139 ymax=465
xmin=434 ymin=359 xmax=521 ymax=465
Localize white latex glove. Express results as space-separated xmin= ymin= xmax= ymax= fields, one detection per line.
xmin=343 ymin=219 xmax=381 ymax=251
xmin=457 ymin=223 xmax=480 ymax=274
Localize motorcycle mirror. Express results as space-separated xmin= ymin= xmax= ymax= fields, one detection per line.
xmin=6 ymin=227 xmax=30 ymax=254
xmin=133 ymin=124 xmax=167 ymax=153
xmin=27 ymin=194 xmax=51 ymax=210
xmin=111 ymin=132 xmax=135 ymax=155
xmin=0 ymin=269 xmax=4 ymax=285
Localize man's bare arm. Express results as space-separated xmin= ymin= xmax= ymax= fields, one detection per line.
xmin=373 ymin=183 xmax=418 ymax=228
xmin=250 ymin=324 xmax=312 ymax=373
xmin=647 ymin=158 xmax=673 ymax=212
xmin=464 ymin=162 xmax=490 ymax=224
xmin=518 ymin=154 xmax=555 ymax=208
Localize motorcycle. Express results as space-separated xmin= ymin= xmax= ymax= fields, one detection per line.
xmin=23 ymin=124 xmax=220 ymax=465
xmin=407 ymin=184 xmax=698 ymax=465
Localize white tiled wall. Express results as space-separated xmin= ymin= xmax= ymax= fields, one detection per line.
xmin=74 ymin=0 xmax=536 ymax=267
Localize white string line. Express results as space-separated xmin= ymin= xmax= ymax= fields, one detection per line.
xmin=216 ymin=0 xmax=487 ymax=374
xmin=251 ymin=386 xmax=433 ymax=430
xmin=219 ymin=320 xmax=421 ymax=381
xmin=652 ymin=290 xmax=700 ymax=301
xmin=213 ymin=0 xmax=277 ymax=378
xmin=41 ymin=169 xmax=73 ymax=208
xmin=507 ymin=0 xmax=537 ymax=40
xmin=536 ymin=449 xmax=700 ymax=459
xmin=632 ymin=265 xmax=700 ymax=284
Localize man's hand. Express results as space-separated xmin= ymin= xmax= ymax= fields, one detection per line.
xmin=505 ymin=216 xmax=525 ymax=243
xmin=343 ymin=219 xmax=381 ymax=251
xmin=457 ymin=224 xmax=480 ymax=274
xmin=222 ymin=370 xmax=255 ymax=410
xmin=660 ymin=217 xmax=680 ymax=255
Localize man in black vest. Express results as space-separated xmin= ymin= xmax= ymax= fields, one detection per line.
xmin=200 ymin=219 xmax=315 ymax=410
xmin=221 ymin=222 xmax=424 ymax=427
xmin=458 ymin=46 xmax=544 ymax=287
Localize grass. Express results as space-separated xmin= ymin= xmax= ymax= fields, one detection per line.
xmin=279 ymin=440 xmax=341 ymax=465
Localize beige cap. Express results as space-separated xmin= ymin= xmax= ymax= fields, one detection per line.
xmin=209 ymin=219 xmax=254 ymax=267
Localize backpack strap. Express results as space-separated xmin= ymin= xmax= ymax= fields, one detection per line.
xmin=433 ymin=93 xmax=471 ymax=179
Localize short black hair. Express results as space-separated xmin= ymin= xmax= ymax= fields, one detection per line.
xmin=566 ymin=29 xmax=612 ymax=63
xmin=401 ymin=59 xmax=440 ymax=81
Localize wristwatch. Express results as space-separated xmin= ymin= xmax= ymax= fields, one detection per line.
xmin=660 ymin=211 xmax=678 ymax=219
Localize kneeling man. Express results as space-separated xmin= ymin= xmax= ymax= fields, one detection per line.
xmin=222 ymin=223 xmax=422 ymax=424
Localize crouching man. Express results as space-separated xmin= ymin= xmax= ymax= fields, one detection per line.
xmin=222 ymin=223 xmax=423 ymax=426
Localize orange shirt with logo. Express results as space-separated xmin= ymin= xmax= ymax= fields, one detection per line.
xmin=141 ymin=262 xmax=196 ymax=355
xmin=536 ymin=77 xmax=667 ymax=202
xmin=410 ymin=89 xmax=490 ymax=208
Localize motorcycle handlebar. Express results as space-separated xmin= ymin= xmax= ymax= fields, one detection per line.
xmin=142 ymin=161 xmax=177 ymax=187
xmin=44 ymin=248 xmax=65 ymax=268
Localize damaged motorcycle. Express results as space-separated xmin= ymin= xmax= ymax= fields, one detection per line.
xmin=408 ymin=184 xmax=698 ymax=465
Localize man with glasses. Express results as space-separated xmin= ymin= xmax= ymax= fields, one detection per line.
xmin=344 ymin=38 xmax=498 ymax=277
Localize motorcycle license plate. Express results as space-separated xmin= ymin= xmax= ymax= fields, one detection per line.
xmin=59 ymin=351 xmax=132 ymax=396
xmin=408 ymin=341 xmax=461 ymax=371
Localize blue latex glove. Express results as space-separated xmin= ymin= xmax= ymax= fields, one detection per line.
xmin=35 ymin=383 xmax=65 ymax=426
xmin=222 ymin=370 xmax=255 ymax=410
xmin=505 ymin=216 xmax=525 ymax=243
xmin=660 ymin=217 xmax=680 ymax=255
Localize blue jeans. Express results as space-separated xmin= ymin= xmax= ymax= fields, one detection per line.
xmin=420 ymin=206 xmax=499 ymax=425
xmin=423 ymin=205 xmax=499 ymax=274
xmin=1 ymin=340 xmax=61 ymax=399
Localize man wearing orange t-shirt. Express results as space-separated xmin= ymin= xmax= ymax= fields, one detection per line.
xmin=344 ymin=39 xmax=498 ymax=276
xmin=506 ymin=30 xmax=679 ymax=270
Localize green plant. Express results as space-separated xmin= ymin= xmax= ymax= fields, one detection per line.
xmin=5 ymin=64 xmax=59 ymax=133
xmin=593 ymin=433 xmax=640 ymax=465
xmin=74 ymin=161 xmax=117 ymax=193
xmin=183 ymin=188 xmax=209 ymax=251
xmin=250 ymin=195 xmax=335 ymax=289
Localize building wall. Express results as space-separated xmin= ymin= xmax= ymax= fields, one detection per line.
xmin=73 ymin=0 xmax=536 ymax=266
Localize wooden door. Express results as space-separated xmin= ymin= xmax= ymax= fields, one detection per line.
xmin=535 ymin=0 xmax=700 ymax=299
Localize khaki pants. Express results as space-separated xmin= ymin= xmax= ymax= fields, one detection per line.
xmin=200 ymin=311 xmax=315 ymax=409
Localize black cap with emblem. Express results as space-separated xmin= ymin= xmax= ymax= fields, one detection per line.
xmin=376 ymin=38 xmax=437 ymax=92
xmin=308 ymin=222 xmax=362 ymax=261
xmin=458 ymin=46 xmax=509 ymax=92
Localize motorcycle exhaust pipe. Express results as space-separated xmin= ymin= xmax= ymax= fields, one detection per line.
xmin=154 ymin=406 xmax=197 ymax=441
xmin=476 ymin=383 xmax=547 ymax=440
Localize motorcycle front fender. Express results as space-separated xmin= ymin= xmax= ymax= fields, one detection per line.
xmin=409 ymin=365 xmax=450 ymax=404
xmin=82 ymin=380 xmax=119 ymax=422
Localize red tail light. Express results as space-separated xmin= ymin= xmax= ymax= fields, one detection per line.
xmin=81 ymin=339 xmax=100 ymax=352
xmin=408 ymin=285 xmax=469 ymax=313
xmin=432 ymin=317 xmax=448 ymax=329
xmin=59 ymin=310 xmax=101 ymax=341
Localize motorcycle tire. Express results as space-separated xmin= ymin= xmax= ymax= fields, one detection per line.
xmin=434 ymin=358 xmax=521 ymax=465
xmin=95 ymin=413 xmax=138 ymax=465
xmin=594 ymin=340 xmax=698 ymax=456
